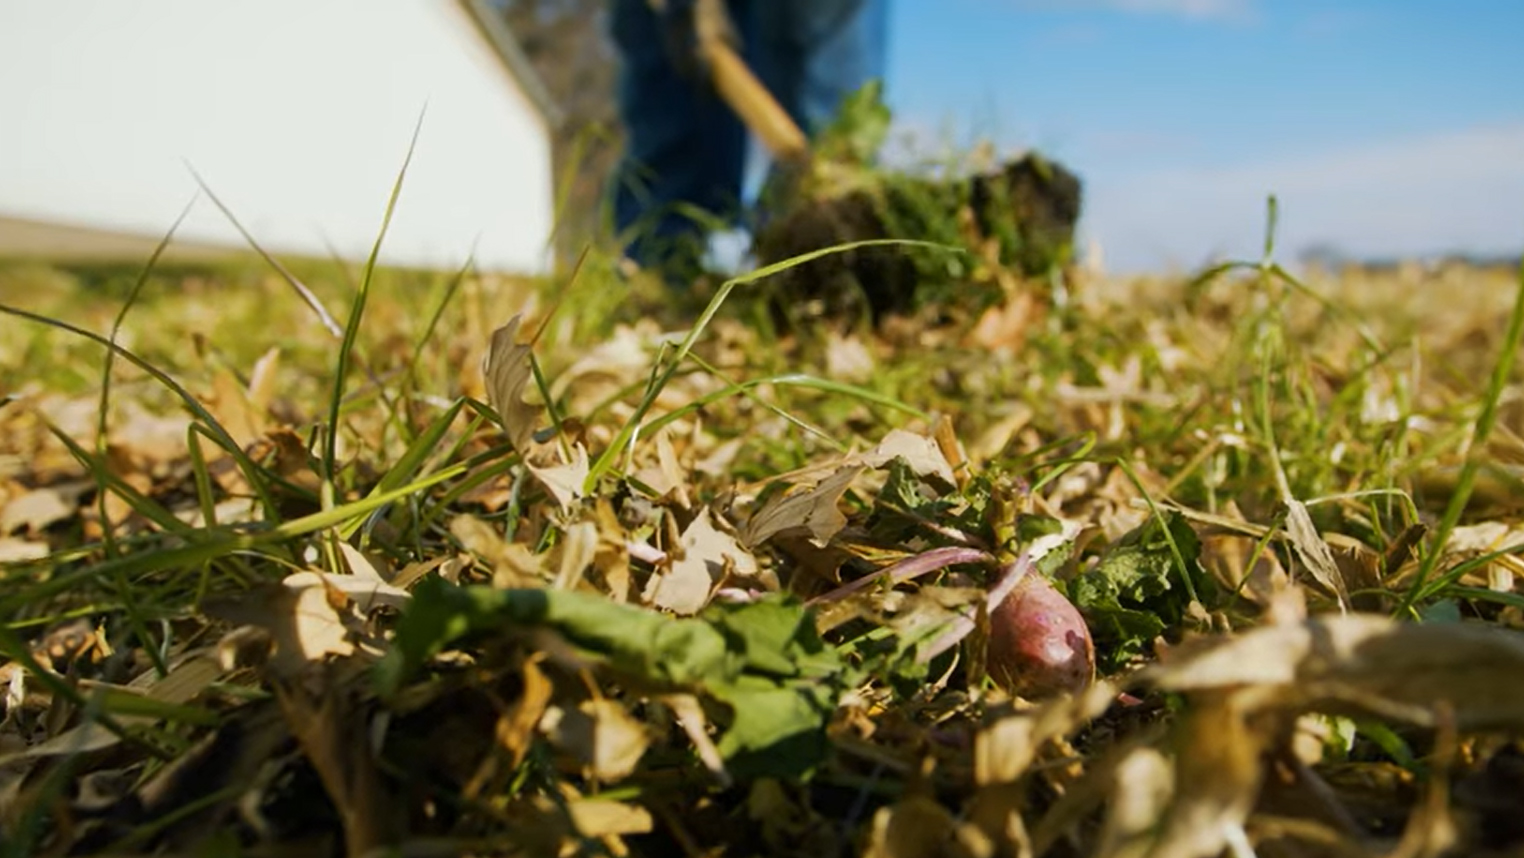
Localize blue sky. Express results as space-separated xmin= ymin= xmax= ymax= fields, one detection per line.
xmin=881 ymin=0 xmax=1524 ymax=272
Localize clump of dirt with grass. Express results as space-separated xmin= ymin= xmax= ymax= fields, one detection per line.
xmin=752 ymin=84 xmax=1084 ymax=325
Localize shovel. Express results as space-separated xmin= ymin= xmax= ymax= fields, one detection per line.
xmin=654 ymin=0 xmax=810 ymax=164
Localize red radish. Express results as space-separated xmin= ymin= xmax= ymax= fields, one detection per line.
xmin=987 ymin=573 xmax=1095 ymax=699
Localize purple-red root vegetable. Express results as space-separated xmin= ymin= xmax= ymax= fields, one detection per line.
xmin=986 ymin=572 xmax=1095 ymax=699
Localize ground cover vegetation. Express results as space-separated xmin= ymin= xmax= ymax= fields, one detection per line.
xmin=4 ymin=110 xmax=1524 ymax=856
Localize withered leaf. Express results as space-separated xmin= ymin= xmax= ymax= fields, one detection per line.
xmin=539 ymin=698 xmax=650 ymax=782
xmin=741 ymin=465 xmax=862 ymax=549
xmin=1151 ymin=613 xmax=1524 ymax=732
xmin=860 ymin=428 xmax=956 ymax=488
xmin=646 ymin=508 xmax=758 ymax=615
xmin=483 ymin=314 xmax=543 ymax=454
xmin=1283 ymin=499 xmax=1350 ymax=610
xmin=1 ymin=482 xmax=88 ymax=535
xmin=483 ymin=314 xmax=587 ymax=510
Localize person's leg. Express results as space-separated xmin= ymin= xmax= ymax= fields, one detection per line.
xmin=750 ymin=0 xmax=888 ymax=138
xmin=608 ymin=0 xmax=751 ymax=274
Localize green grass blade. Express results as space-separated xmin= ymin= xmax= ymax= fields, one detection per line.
xmin=1400 ymin=256 xmax=1524 ymax=613
xmin=323 ymin=109 xmax=427 ymax=486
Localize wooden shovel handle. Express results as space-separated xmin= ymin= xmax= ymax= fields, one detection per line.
xmin=700 ymin=38 xmax=809 ymax=164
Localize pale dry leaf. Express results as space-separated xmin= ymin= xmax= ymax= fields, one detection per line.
xmin=1441 ymin=522 xmax=1524 ymax=588
xmin=301 ymin=558 xmax=412 ymax=614
xmin=450 ymin=514 xmax=542 ymax=587
xmin=279 ymin=575 xmax=358 ymax=668
xmin=861 ymin=795 xmax=988 ymax=858
xmin=974 ymin=680 xmax=1118 ymax=786
xmin=246 ymin=347 xmax=281 ymax=415
xmin=0 ymin=537 xmax=49 ymax=563
xmin=860 ymin=429 xmax=956 ymax=487
xmin=656 ymin=428 xmax=691 ymax=508
xmin=527 ymin=441 xmax=589 ymax=511
xmin=1283 ymin=499 xmax=1350 ymax=610
xmin=483 ymin=314 xmax=543 ymax=453
xmin=209 ymin=362 xmax=263 ymax=449
xmin=662 ymin=693 xmax=729 ymax=784
xmin=694 ymin=436 xmax=744 ymax=477
xmin=565 ymin=798 xmax=654 ymax=838
xmin=825 ymin=331 xmax=876 ymax=384
xmin=1140 ymin=691 xmax=1269 ymax=858
xmin=174 ymin=496 xmax=263 ymax=528
xmin=548 ymin=321 xmax=660 ymax=411
xmin=335 ymin=541 xmax=388 ymax=583
xmin=1152 ymin=613 xmax=1524 ymax=732
xmin=1 ymin=483 xmax=86 ymax=535
xmin=274 ymin=668 xmax=397 ymax=857
xmin=741 ymin=465 xmax=862 ymax=549
xmin=554 ymin=520 xmax=599 ymax=591
xmin=110 ymin=407 xmax=192 ymax=471
xmin=540 ymin=699 xmax=651 ymax=782
xmin=968 ymin=288 xmax=1043 ymax=356
xmin=969 ymin=404 xmax=1035 ymax=464
xmin=1093 ymin=747 xmax=1174 ymax=858
xmin=0 ymin=720 xmax=121 ymax=764
xmin=646 ymin=508 xmax=757 ymax=615
xmin=205 ymin=576 xmax=358 ymax=677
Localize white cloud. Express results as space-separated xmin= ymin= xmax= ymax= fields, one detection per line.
xmin=1083 ymin=123 xmax=1524 ymax=273
xmin=1016 ymin=0 xmax=1256 ymax=23
xmin=1102 ymin=0 xmax=1253 ymax=20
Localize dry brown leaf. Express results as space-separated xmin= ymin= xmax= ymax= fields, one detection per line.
xmin=861 ymin=795 xmax=990 ymax=858
xmin=968 ymin=287 xmax=1043 ymax=356
xmin=274 ymin=668 xmax=398 ymax=857
xmin=208 ymin=361 xmax=263 ymax=450
xmin=565 ymin=797 xmax=654 ymax=838
xmin=974 ymin=681 xmax=1119 ymax=786
xmin=465 ymin=655 xmax=555 ymax=799
xmin=593 ymin=498 xmax=633 ymax=603
xmin=539 ymin=698 xmax=650 ymax=782
xmin=645 ymin=508 xmax=758 ymax=615
xmin=483 ymin=314 xmax=544 ymax=453
xmin=1093 ymin=747 xmax=1174 ymax=858
xmin=1151 ymin=613 xmax=1524 ymax=732
xmin=825 ymin=331 xmax=876 ymax=383
xmin=859 ymin=428 xmax=957 ymax=488
xmin=483 ymin=314 xmax=588 ymax=510
xmin=1140 ymin=691 xmax=1269 ymax=858
xmin=203 ymin=575 xmax=358 ymax=677
xmin=0 ymin=538 xmax=48 ymax=563
xmin=741 ymin=465 xmax=862 ymax=549
xmin=553 ymin=520 xmax=599 ymax=591
xmin=1283 ymin=499 xmax=1351 ymax=610
xmin=246 ymin=347 xmax=281 ymax=416
xmin=449 ymin=514 xmax=543 ymax=587
xmin=266 ymin=428 xmax=324 ymax=495
xmin=1 ymin=482 xmax=87 ymax=535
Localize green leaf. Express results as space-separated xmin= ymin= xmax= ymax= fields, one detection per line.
xmin=1068 ymin=511 xmax=1210 ymax=671
xmin=818 ymin=80 xmax=891 ymax=166
xmin=377 ymin=581 xmax=845 ymax=779
xmin=709 ymin=675 xmax=836 ymax=779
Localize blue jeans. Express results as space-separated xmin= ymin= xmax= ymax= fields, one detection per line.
xmin=608 ymin=0 xmax=889 ymax=271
